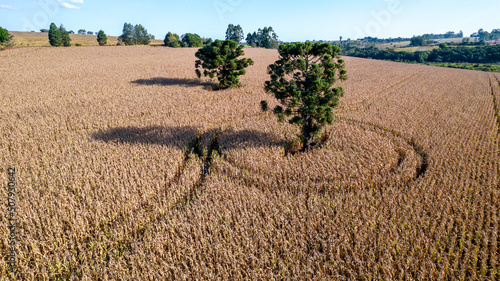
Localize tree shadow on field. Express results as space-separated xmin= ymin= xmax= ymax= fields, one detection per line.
xmin=218 ymin=128 xmax=286 ymax=150
xmin=92 ymin=126 xmax=198 ymax=148
xmin=92 ymin=126 xmax=285 ymax=150
xmin=131 ymin=77 xmax=215 ymax=88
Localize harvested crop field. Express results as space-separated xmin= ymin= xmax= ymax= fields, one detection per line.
xmin=0 ymin=46 xmax=499 ymax=279
xmin=9 ymin=31 xmax=165 ymax=47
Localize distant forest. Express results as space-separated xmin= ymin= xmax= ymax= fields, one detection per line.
xmin=343 ymin=45 xmax=500 ymax=64
xmin=338 ymin=28 xmax=500 ymax=72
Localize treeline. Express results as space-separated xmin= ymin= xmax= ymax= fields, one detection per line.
xmin=427 ymin=45 xmax=500 ymax=63
xmin=164 ymin=24 xmax=279 ymax=49
xmin=471 ymin=28 xmax=500 ymax=41
xmin=119 ymin=23 xmax=152 ymax=45
xmin=342 ymin=37 xmax=411 ymax=45
xmin=13 ymin=21 xmax=280 ymax=49
xmin=340 ymin=30 xmax=497 ymax=49
xmin=421 ymin=30 xmax=464 ymax=40
xmin=47 ymin=22 xmax=108 ymax=47
xmin=163 ymin=32 xmax=211 ymax=48
xmin=343 ymin=45 xmax=500 ymax=64
xmin=347 ymin=30 xmax=465 ymax=44
xmin=409 ymin=29 xmax=500 ymax=47
xmin=45 ymin=22 xmax=154 ymax=47
xmin=245 ymin=27 xmax=279 ymax=49
xmin=41 ymin=28 xmax=96 ymax=35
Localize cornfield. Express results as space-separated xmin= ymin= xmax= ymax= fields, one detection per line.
xmin=0 ymin=46 xmax=498 ymax=280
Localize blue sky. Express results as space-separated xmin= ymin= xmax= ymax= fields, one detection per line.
xmin=0 ymin=0 xmax=499 ymax=42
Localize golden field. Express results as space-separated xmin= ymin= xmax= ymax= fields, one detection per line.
xmin=8 ymin=31 xmax=164 ymax=47
xmin=0 ymin=46 xmax=499 ymax=279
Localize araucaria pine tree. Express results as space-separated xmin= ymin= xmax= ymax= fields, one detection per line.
xmin=263 ymin=42 xmax=347 ymax=151
xmin=195 ymin=39 xmax=254 ymax=89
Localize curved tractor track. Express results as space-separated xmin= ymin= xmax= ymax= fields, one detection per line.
xmin=90 ymin=64 xmax=432 ymax=240
xmin=220 ymin=117 xmax=428 ymax=196
xmin=490 ymin=74 xmax=500 ymax=135
xmin=340 ymin=117 xmax=428 ymax=180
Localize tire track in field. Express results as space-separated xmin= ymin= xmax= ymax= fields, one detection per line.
xmin=340 ymin=117 xmax=429 ymax=180
xmin=90 ymin=110 xmax=262 ymax=237
xmin=90 ymin=134 xmax=203 ymax=237
xmin=94 ymin=130 xmax=222 ymax=244
xmin=338 ymin=68 xmax=429 ymax=182
xmin=97 ymin=69 xmax=432 ymax=237
xmin=175 ymin=129 xmax=221 ymax=209
xmin=106 ymin=129 xmax=221 ymax=234
xmin=490 ymin=74 xmax=500 ymax=135
xmin=221 ymin=116 xmax=428 ymax=195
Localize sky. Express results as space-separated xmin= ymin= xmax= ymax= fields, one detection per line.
xmin=0 ymin=0 xmax=499 ymax=42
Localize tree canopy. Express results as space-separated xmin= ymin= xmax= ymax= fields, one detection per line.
xmin=48 ymin=23 xmax=62 ymax=47
xmin=246 ymin=27 xmax=279 ymax=49
xmin=195 ymin=39 xmax=254 ymax=89
xmin=263 ymin=42 xmax=347 ymax=151
xmin=121 ymin=23 xmax=134 ymax=45
xmin=60 ymin=25 xmax=71 ymax=47
xmin=164 ymin=32 xmax=181 ymax=47
xmin=471 ymin=28 xmax=500 ymax=41
xmin=246 ymin=32 xmax=259 ymax=47
xmin=120 ymin=23 xmax=150 ymax=45
xmin=225 ymin=24 xmax=244 ymax=43
xmin=0 ymin=26 xmax=13 ymax=50
xmin=97 ymin=30 xmax=107 ymax=46
xmin=410 ymin=36 xmax=427 ymax=46
xmin=48 ymin=23 xmax=71 ymax=47
xmin=181 ymin=33 xmax=203 ymax=47
xmin=134 ymin=24 xmax=150 ymax=45
xmin=0 ymin=26 xmax=10 ymax=44
xmin=343 ymin=45 xmax=500 ymax=64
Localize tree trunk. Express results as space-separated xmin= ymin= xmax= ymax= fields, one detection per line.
xmin=301 ymin=117 xmax=312 ymax=151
